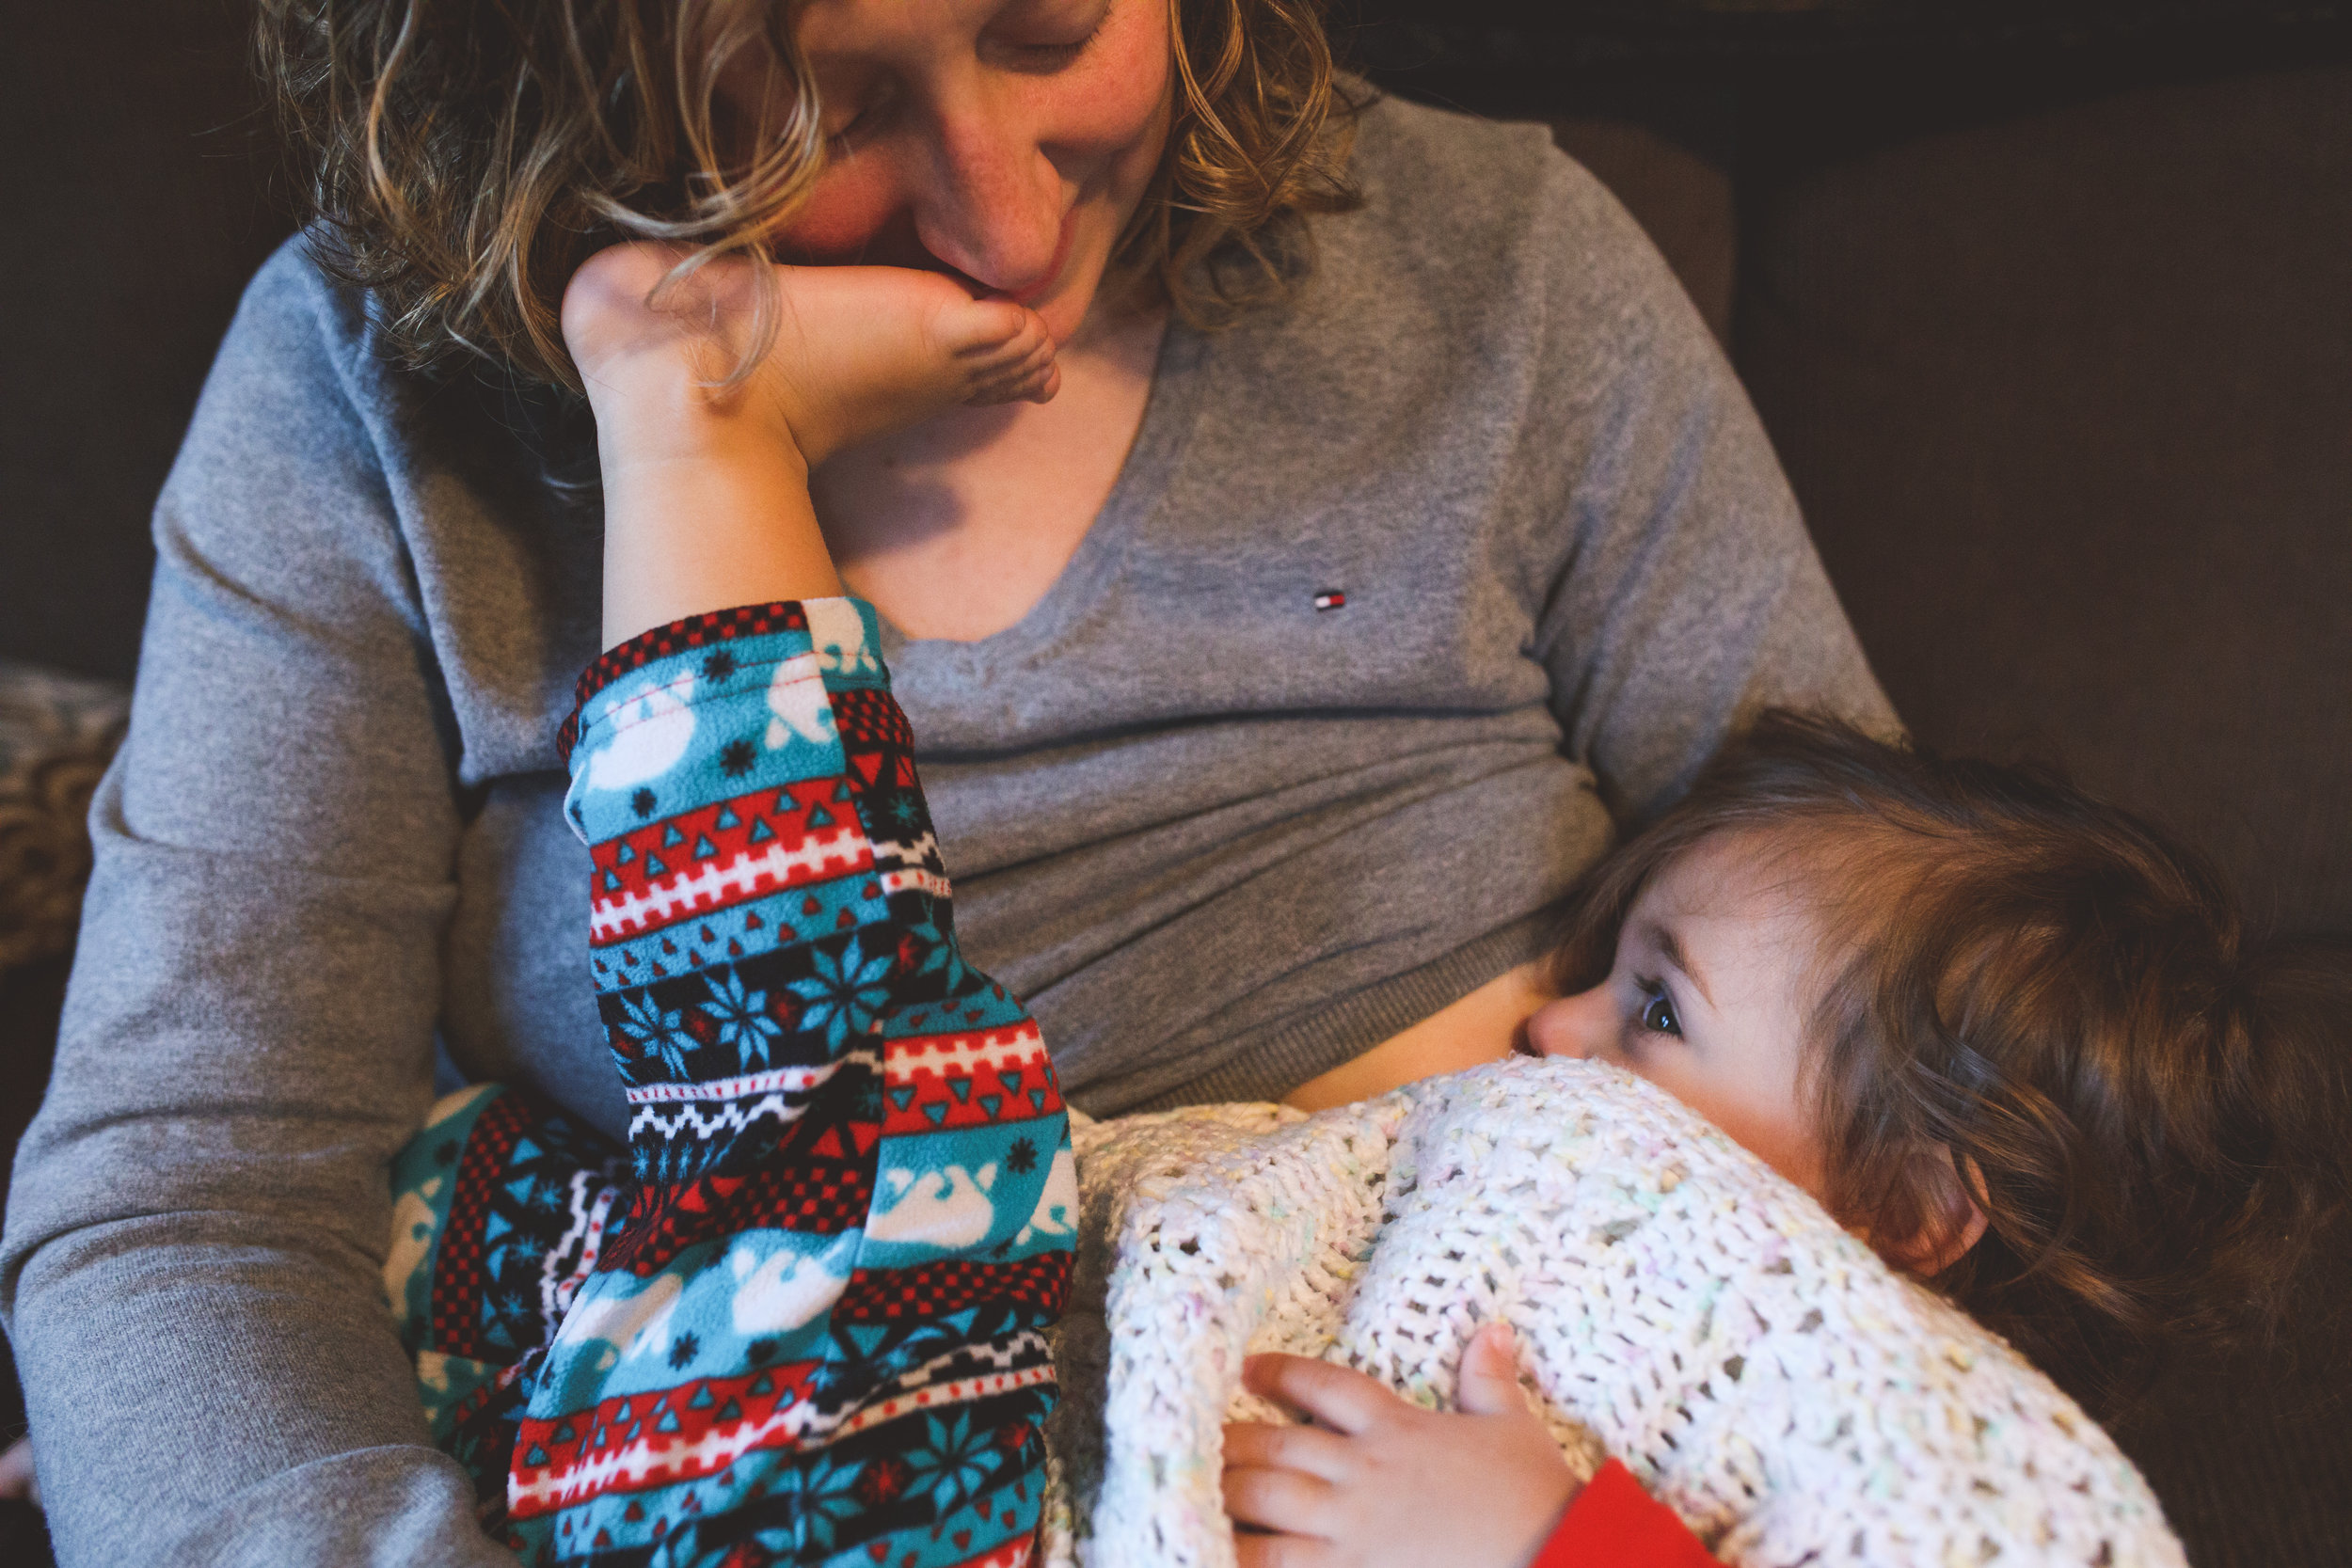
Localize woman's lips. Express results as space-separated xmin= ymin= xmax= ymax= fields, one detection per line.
xmin=775 ymin=205 xmax=1080 ymax=307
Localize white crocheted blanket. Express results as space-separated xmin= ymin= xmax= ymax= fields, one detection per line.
xmin=1041 ymin=1055 xmax=2182 ymax=1568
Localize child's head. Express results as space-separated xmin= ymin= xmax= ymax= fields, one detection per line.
xmin=1532 ymin=713 xmax=2347 ymax=1409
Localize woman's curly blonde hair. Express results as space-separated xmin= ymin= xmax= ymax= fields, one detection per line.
xmin=256 ymin=0 xmax=1364 ymax=390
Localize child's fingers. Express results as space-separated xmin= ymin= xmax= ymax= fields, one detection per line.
xmin=1240 ymin=1353 xmax=1406 ymax=1435
xmin=1454 ymin=1322 xmax=1534 ymax=1419
xmin=1222 ymin=1419 xmax=1353 ymax=1481
xmin=1233 ymin=1530 xmax=1333 ymax=1568
xmin=1221 ymin=1460 xmax=1339 ymax=1538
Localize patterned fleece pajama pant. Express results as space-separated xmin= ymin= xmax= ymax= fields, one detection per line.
xmin=380 ymin=600 xmax=1074 ymax=1568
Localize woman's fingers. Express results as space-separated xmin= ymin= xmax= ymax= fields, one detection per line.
xmin=1241 ymin=1353 xmax=1406 ymax=1436
xmin=1222 ymin=1460 xmax=1338 ymax=1538
xmin=1222 ymin=1419 xmax=1353 ymax=1481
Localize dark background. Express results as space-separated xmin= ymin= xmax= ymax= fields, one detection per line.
xmin=3 ymin=2 xmax=2348 ymax=1563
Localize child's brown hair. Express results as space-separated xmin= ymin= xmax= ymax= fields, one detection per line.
xmin=1549 ymin=712 xmax=2349 ymax=1414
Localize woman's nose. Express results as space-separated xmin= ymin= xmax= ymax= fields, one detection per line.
xmin=1525 ymin=986 xmax=1615 ymax=1061
xmin=910 ymin=95 xmax=1067 ymax=295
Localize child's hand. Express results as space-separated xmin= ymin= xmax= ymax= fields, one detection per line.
xmin=1221 ymin=1323 xmax=1581 ymax=1568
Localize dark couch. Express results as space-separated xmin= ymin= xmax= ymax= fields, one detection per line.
xmin=4 ymin=2 xmax=2346 ymax=1563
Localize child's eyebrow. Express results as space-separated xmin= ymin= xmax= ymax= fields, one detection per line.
xmin=1635 ymin=918 xmax=1713 ymax=1006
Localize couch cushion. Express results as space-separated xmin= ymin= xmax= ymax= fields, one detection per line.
xmin=1733 ymin=64 xmax=2352 ymax=1568
xmin=1737 ymin=64 xmax=2352 ymax=939
xmin=1346 ymin=0 xmax=2352 ymax=68
xmin=0 ymin=0 xmax=291 ymax=681
xmin=0 ymin=665 xmax=127 ymax=975
xmin=1549 ymin=120 xmax=1735 ymax=346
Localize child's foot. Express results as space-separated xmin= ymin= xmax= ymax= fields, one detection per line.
xmin=562 ymin=243 xmax=1058 ymax=473
xmin=760 ymin=261 xmax=1061 ymax=465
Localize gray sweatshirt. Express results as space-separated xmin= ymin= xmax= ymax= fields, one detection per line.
xmin=3 ymin=96 xmax=1889 ymax=1565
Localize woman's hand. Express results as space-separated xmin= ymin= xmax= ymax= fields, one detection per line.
xmin=558 ymin=242 xmax=1057 ymax=646
xmin=1222 ymin=1323 xmax=1581 ymax=1568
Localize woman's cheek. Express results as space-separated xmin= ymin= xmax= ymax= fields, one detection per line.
xmin=771 ymin=157 xmax=909 ymax=261
xmin=1044 ymin=27 xmax=1172 ymax=162
xmin=765 ymin=4 xmax=1170 ymax=273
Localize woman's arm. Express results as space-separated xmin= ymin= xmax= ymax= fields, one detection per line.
xmin=0 ymin=241 xmax=1053 ymax=1566
xmin=1524 ymin=152 xmax=1897 ymax=828
xmin=0 ymin=248 xmax=513 ymax=1565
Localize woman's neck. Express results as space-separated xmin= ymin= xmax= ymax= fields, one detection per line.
xmin=813 ymin=293 xmax=1169 ymax=642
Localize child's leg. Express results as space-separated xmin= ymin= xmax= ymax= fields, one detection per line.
xmin=506 ymin=600 xmax=1073 ymax=1566
xmin=385 ymin=1083 xmax=627 ymax=1524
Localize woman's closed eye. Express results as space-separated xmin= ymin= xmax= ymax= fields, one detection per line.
xmin=997 ymin=26 xmax=1102 ymax=69
xmin=990 ymin=0 xmax=1110 ymax=72
xmin=822 ymin=10 xmax=1105 ymax=149
xmin=822 ymin=87 xmax=893 ymax=150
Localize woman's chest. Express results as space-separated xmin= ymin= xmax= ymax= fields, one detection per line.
xmin=819 ymin=437 xmax=1123 ymax=643
xmin=812 ymin=305 xmax=1168 ymax=643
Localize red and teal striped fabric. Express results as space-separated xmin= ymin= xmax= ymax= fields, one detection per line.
xmin=391 ymin=598 xmax=1072 ymax=1567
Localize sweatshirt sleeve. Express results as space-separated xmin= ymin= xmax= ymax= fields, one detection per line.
xmin=0 ymin=248 xmax=513 ymax=1566
xmin=1528 ymin=1459 xmax=1720 ymax=1568
xmin=1524 ymin=150 xmax=1899 ymax=829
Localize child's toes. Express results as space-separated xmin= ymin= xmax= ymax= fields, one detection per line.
xmin=938 ymin=298 xmax=1037 ymax=361
xmin=980 ymin=341 xmax=1060 ymax=405
xmin=960 ymin=314 xmax=1058 ymax=405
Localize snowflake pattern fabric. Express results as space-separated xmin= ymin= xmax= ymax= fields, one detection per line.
xmin=389 ymin=600 xmax=1073 ymax=1567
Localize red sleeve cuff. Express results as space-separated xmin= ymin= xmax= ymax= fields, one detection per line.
xmin=1527 ymin=1459 xmax=1718 ymax=1568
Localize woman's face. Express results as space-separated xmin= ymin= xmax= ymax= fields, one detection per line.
xmin=764 ymin=0 xmax=1176 ymax=342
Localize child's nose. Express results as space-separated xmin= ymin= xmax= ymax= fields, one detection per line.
xmin=1525 ymin=986 xmax=1615 ymax=1061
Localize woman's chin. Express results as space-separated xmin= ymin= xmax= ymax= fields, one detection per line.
xmin=1040 ymin=266 xmax=1165 ymax=350
xmin=1025 ymin=278 xmax=1101 ymax=348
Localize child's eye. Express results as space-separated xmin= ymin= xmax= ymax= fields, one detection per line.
xmin=1637 ymin=984 xmax=1681 ymax=1038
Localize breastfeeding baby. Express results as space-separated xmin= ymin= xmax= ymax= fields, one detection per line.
xmin=385 ymin=248 xmax=2342 ymax=1568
